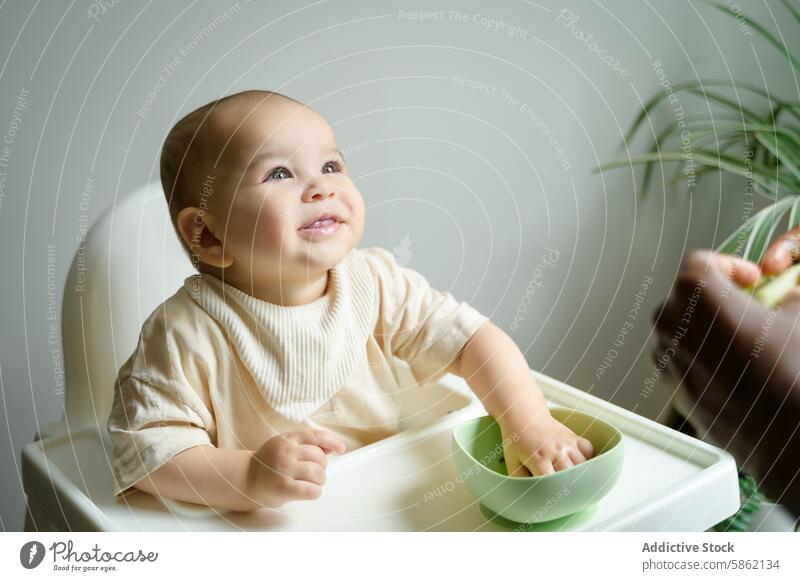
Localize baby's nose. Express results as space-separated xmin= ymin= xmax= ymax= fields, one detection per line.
xmin=306 ymin=189 xmax=335 ymax=201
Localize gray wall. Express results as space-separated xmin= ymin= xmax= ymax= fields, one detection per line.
xmin=1 ymin=0 xmax=797 ymax=530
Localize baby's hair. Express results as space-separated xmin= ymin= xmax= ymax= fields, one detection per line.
xmin=159 ymin=89 xmax=303 ymax=267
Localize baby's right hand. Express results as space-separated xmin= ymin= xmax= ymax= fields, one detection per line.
xmin=249 ymin=429 xmax=346 ymax=508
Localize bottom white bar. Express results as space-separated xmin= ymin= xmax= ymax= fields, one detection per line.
xmin=1 ymin=532 xmax=797 ymax=580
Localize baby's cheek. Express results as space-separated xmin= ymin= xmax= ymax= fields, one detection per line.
xmin=225 ymin=199 xmax=280 ymax=256
xmin=347 ymin=188 xmax=366 ymax=226
xmin=251 ymin=204 xmax=290 ymax=254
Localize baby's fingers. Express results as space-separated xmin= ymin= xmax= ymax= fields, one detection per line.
xmin=526 ymin=456 xmax=554 ymax=477
xmin=552 ymin=453 xmax=573 ymax=472
xmin=577 ymin=437 xmax=595 ymax=459
xmin=291 ymin=429 xmax=346 ymax=454
xmin=293 ymin=461 xmax=327 ymax=486
xmin=568 ymin=447 xmax=587 ymax=466
xmin=284 ymin=479 xmax=323 ymax=502
xmin=298 ymin=444 xmax=329 ymax=468
xmin=505 ymin=451 xmax=531 ymax=477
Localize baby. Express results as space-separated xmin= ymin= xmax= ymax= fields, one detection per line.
xmin=107 ymin=90 xmax=594 ymax=512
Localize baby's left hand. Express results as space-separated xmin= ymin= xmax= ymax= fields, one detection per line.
xmin=498 ymin=409 xmax=595 ymax=477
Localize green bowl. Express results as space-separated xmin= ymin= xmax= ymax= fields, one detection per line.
xmin=452 ymin=407 xmax=624 ymax=524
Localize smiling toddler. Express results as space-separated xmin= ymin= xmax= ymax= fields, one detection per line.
xmin=107 ymin=90 xmax=594 ymax=511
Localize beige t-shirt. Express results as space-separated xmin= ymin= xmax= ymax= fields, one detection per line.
xmin=107 ymin=246 xmax=489 ymax=497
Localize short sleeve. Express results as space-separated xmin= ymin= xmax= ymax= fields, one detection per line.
xmin=106 ymin=301 xmax=215 ymax=498
xmin=362 ymin=247 xmax=490 ymax=385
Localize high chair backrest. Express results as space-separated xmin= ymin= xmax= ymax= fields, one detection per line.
xmin=62 ymin=182 xmax=195 ymax=431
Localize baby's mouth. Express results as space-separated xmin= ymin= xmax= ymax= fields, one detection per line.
xmin=297 ymin=214 xmax=345 ymax=240
xmin=298 ymin=213 xmax=344 ymax=231
xmin=299 ymin=217 xmax=338 ymax=230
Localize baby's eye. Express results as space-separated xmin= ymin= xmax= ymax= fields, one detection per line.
xmin=322 ymin=160 xmax=342 ymax=174
xmin=267 ymin=166 xmax=291 ymax=181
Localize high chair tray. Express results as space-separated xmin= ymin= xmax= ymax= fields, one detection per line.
xmin=22 ymin=371 xmax=739 ymax=531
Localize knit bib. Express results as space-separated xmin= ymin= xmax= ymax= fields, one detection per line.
xmin=184 ymin=249 xmax=377 ymax=422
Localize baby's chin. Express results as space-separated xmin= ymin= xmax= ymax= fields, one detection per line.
xmin=293 ymin=239 xmax=355 ymax=270
xmin=247 ymin=240 xmax=353 ymax=277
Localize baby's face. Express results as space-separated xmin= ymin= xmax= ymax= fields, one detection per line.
xmin=198 ymin=97 xmax=364 ymax=288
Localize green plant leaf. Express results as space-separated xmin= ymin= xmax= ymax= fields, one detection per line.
xmin=642 ymin=115 xmax=748 ymax=194
xmin=668 ymin=139 xmax=746 ymax=187
xmin=716 ymin=196 xmax=796 ymax=258
xmin=718 ymin=218 xmax=755 ymax=256
xmin=779 ymin=0 xmax=800 ymax=28
xmin=691 ymin=123 xmax=799 ymax=144
xmin=744 ymin=200 xmax=793 ymax=262
xmin=788 ymin=195 xmax=800 ymax=230
xmin=622 ymin=79 xmax=792 ymax=146
xmin=685 ymin=88 xmax=762 ymax=123
xmin=623 ymin=78 xmax=800 ymax=147
xmin=713 ymin=473 xmax=766 ymax=532
xmin=755 ymin=131 xmax=800 ymax=183
xmin=707 ymin=1 xmax=800 ymax=77
xmin=595 ymin=150 xmax=789 ymax=196
xmin=599 ymin=0 xmax=800 ymax=264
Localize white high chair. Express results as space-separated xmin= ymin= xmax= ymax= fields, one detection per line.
xmin=23 ymin=181 xmax=196 ymax=530
xmin=24 ymin=182 xmax=789 ymax=532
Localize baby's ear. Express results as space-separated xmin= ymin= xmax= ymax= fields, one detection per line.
xmin=176 ymin=207 xmax=234 ymax=269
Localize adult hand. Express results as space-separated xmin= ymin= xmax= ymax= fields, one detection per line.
xmin=653 ymin=250 xmax=800 ymax=515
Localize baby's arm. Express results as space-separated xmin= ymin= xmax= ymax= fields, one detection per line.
xmin=361 ymin=246 xmax=591 ymax=474
xmin=132 ymin=429 xmax=345 ymax=512
xmin=133 ymin=446 xmax=261 ymax=512
xmin=450 ymin=321 xmax=594 ymax=476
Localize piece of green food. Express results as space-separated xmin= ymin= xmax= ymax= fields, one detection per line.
xmin=747 ymin=263 xmax=800 ymax=308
